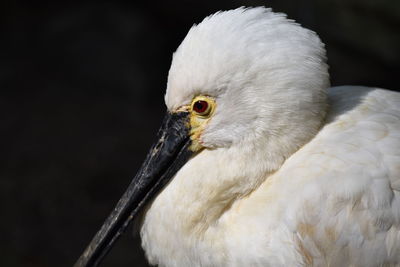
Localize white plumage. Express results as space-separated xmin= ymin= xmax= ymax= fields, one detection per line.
xmin=139 ymin=7 xmax=400 ymax=266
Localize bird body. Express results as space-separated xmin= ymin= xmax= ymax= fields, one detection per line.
xmin=142 ymin=86 xmax=400 ymax=266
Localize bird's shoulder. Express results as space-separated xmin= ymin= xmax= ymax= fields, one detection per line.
xmin=284 ymin=86 xmax=400 ymax=188
xmin=276 ymin=85 xmax=400 ymax=266
xmin=315 ymin=86 xmax=399 ymax=189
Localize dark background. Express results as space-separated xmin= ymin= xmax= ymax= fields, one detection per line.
xmin=1 ymin=1 xmax=399 ymax=266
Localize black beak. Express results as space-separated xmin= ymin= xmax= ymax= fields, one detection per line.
xmin=74 ymin=111 xmax=193 ymax=267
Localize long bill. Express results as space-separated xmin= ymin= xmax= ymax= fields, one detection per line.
xmin=74 ymin=111 xmax=193 ymax=267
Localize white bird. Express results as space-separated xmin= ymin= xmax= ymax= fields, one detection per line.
xmin=76 ymin=7 xmax=400 ymax=267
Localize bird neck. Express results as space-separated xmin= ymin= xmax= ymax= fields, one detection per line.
xmin=139 ymin=139 xmax=270 ymax=265
xmin=140 ymin=128 xmax=322 ymax=265
xmin=142 ymin=135 xmax=284 ymax=235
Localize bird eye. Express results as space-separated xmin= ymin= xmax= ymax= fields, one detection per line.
xmin=192 ymin=100 xmax=210 ymax=116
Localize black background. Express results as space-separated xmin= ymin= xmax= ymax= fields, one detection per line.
xmin=2 ymin=1 xmax=399 ymax=266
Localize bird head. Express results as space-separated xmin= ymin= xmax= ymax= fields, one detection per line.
xmin=167 ymin=7 xmax=329 ymax=165
xmin=75 ymin=7 xmax=329 ymax=267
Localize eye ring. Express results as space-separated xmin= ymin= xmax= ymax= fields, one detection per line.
xmin=192 ymin=100 xmax=211 ymax=116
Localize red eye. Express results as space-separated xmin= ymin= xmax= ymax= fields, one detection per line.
xmin=193 ymin=100 xmax=209 ymax=114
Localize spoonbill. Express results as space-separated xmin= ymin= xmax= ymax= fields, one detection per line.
xmin=75 ymin=7 xmax=400 ymax=267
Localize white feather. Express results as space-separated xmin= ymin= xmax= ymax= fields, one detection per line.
xmin=140 ymin=7 xmax=400 ymax=267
